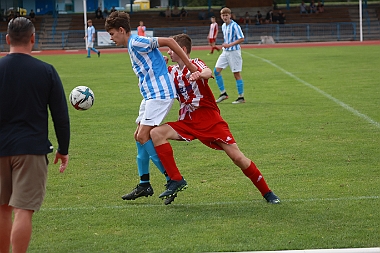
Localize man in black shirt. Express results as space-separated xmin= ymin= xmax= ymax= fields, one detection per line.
xmin=0 ymin=17 xmax=70 ymax=253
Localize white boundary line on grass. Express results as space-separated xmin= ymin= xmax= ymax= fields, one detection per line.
xmin=40 ymin=195 xmax=379 ymax=211
xmin=243 ymin=52 xmax=380 ymax=129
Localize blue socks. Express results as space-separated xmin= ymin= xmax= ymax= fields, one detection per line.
xmin=236 ymin=79 xmax=244 ymax=96
xmin=136 ymin=141 xmax=150 ymax=184
xmin=136 ymin=140 xmax=170 ymax=185
xmin=143 ymin=140 xmax=170 ymax=181
xmin=87 ymin=48 xmax=99 ymax=57
xmin=214 ymin=68 xmax=245 ymax=96
xmin=214 ymin=68 xmax=225 ymax=92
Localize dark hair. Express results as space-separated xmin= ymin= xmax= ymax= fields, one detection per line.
xmin=7 ymin=17 xmax=35 ymax=46
xmin=105 ymin=11 xmax=131 ymax=33
xmin=171 ymin=33 xmax=192 ymax=54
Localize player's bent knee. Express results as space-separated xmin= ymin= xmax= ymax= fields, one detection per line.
xmin=150 ymin=127 xmax=169 ymax=146
xmin=136 ymin=135 xmax=149 ymax=145
xmin=150 ymin=128 xmax=160 ymax=143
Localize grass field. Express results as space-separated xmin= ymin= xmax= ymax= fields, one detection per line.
xmin=24 ymin=44 xmax=380 ymax=252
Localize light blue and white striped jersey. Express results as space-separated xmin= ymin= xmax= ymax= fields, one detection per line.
xmin=87 ymin=26 xmax=95 ymax=43
xmin=127 ymin=34 xmax=177 ymax=100
xmin=222 ymin=20 xmax=244 ymax=51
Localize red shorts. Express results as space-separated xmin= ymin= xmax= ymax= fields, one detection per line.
xmin=208 ymin=38 xmax=216 ymax=44
xmin=166 ymin=107 xmax=236 ymax=150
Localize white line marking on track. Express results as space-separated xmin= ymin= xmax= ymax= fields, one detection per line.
xmin=243 ymin=52 xmax=380 ymax=129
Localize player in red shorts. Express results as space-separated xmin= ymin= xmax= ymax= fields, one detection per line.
xmin=207 ymin=16 xmax=220 ymax=55
xmin=150 ymin=33 xmax=280 ymax=205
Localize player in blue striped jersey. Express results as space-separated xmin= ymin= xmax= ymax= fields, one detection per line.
xmin=105 ymin=11 xmax=198 ymax=201
xmin=214 ymin=7 xmax=246 ymax=104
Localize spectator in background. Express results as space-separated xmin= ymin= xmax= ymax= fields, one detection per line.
xmin=317 ymin=1 xmax=324 ymax=13
xmin=29 ymin=9 xmax=36 ymax=22
xmin=255 ymin=11 xmax=263 ymax=24
xmin=300 ymin=1 xmax=308 ymax=14
xmin=95 ymin=7 xmax=103 ymax=19
xmin=172 ymin=6 xmax=180 ymax=17
xmin=180 ymin=7 xmax=188 ymax=19
xmin=277 ymin=10 xmax=286 ymax=24
xmin=165 ymin=6 xmax=171 ymax=18
xmin=265 ymin=9 xmax=274 ymax=23
xmin=110 ymin=6 xmax=116 ymax=13
xmin=309 ymin=0 xmax=317 ymax=13
xmin=137 ymin=20 xmax=146 ymax=36
xmin=103 ymin=8 xmax=109 ymax=18
xmin=243 ymin=12 xmax=251 ymax=24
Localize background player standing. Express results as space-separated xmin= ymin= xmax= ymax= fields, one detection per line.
xmin=214 ymin=7 xmax=246 ymax=104
xmin=207 ymin=16 xmax=220 ymax=55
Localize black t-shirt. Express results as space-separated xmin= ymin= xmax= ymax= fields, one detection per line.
xmin=0 ymin=53 xmax=70 ymax=156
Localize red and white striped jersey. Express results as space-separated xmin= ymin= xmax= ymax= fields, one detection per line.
xmin=208 ymin=22 xmax=218 ymax=39
xmin=168 ymin=58 xmax=219 ymax=120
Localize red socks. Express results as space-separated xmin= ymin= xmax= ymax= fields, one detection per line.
xmin=155 ymin=143 xmax=183 ymax=181
xmin=242 ymin=161 xmax=271 ymax=196
xmin=156 ymin=144 xmax=271 ymax=195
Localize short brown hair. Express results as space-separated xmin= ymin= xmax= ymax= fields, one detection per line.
xmin=171 ymin=33 xmax=192 ymax=54
xmin=220 ymin=7 xmax=231 ymax=15
xmin=105 ymin=11 xmax=131 ymax=33
xmin=7 ymin=17 xmax=35 ymax=46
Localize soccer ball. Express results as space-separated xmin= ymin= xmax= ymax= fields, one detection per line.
xmin=69 ymin=86 xmax=95 ymax=110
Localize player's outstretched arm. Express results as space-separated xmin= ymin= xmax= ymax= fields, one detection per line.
xmin=54 ymin=151 xmax=69 ymax=173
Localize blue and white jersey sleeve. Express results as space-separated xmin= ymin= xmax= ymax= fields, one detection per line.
xmin=128 ymin=35 xmax=176 ymax=100
xmin=222 ymin=20 xmax=244 ymax=51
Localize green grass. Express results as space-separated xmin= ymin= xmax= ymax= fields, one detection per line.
xmin=27 ymin=45 xmax=380 ymax=252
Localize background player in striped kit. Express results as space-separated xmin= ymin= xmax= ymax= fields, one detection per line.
xmin=207 ymin=16 xmax=220 ymax=55
xmin=85 ymin=19 xmax=100 ymax=58
xmin=105 ymin=11 xmax=197 ymax=201
xmin=150 ymin=33 xmax=280 ymax=205
xmin=214 ymin=7 xmax=246 ymax=104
